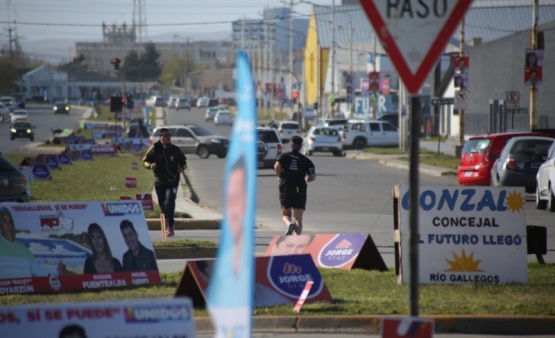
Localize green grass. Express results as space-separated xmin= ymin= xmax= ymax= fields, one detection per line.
xmin=5 ymin=151 xmax=190 ymax=219
xmin=152 ymin=239 xmax=217 ymax=248
xmin=2 ymin=265 xmax=554 ymax=316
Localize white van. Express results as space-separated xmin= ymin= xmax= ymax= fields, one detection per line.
xmin=197 ymin=97 xmax=210 ymax=108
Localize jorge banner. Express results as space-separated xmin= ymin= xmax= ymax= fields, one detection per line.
xmin=206 ymin=50 xmax=257 ymax=338
xmin=177 ymin=255 xmax=332 ymax=309
xmin=265 ymin=233 xmax=387 ymax=271
xmin=0 ymin=201 xmax=160 ymax=295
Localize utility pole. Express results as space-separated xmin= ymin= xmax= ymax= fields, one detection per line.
xmin=330 ymin=0 xmax=336 ymax=117
xmin=458 ymin=17 xmax=465 ymax=147
xmin=349 ymin=21 xmax=354 ymax=117
xmin=530 ymin=0 xmax=539 ymax=129
xmin=289 ymin=0 xmax=294 ymax=115
xmin=372 ymin=34 xmax=377 ymax=119
xmin=7 ymin=27 xmax=14 ymax=58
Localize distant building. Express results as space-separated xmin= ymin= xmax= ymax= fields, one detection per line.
xmin=71 ymin=23 xmax=234 ymax=77
xmin=20 ymin=64 xmax=150 ymax=101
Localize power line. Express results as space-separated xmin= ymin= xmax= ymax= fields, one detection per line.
xmin=0 ymin=20 xmax=234 ymax=28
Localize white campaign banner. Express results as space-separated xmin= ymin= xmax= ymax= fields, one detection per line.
xmin=399 ymin=186 xmax=528 ymax=284
xmin=0 ymin=201 xmax=160 ymax=295
xmin=1 ymin=298 xmax=196 ymax=338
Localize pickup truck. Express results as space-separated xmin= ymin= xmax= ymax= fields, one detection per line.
xmin=342 ymin=120 xmax=399 ymax=149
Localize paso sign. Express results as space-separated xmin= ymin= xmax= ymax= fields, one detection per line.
xmin=359 ymin=0 xmax=473 ymax=94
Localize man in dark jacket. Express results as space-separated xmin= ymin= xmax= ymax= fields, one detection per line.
xmin=142 ymin=128 xmax=187 ymax=237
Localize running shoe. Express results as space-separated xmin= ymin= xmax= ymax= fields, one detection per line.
xmin=285 ymin=223 xmax=295 ymax=236
xmin=166 ymin=227 xmax=175 ymax=237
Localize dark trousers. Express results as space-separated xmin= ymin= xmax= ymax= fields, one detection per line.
xmin=155 ymin=184 xmax=178 ymax=229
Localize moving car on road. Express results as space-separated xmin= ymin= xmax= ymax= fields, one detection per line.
xmin=53 ymin=101 xmax=70 ymax=115
xmin=10 ymin=121 xmax=35 ymax=141
xmin=10 ymin=110 xmax=29 ymax=124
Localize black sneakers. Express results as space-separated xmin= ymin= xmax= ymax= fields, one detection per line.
xmin=285 ymin=223 xmax=295 ymax=236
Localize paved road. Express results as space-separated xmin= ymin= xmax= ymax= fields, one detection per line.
xmin=1 ymin=104 xmax=86 ymax=154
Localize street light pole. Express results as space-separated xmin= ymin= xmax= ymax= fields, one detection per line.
xmin=331 ymin=0 xmax=336 ymax=113
xmin=289 ymin=0 xmax=294 ymax=114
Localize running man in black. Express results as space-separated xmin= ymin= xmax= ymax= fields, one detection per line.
xmin=274 ymin=135 xmax=316 ymax=235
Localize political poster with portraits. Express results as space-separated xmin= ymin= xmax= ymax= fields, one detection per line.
xmin=0 ymin=201 xmax=160 ymax=295
xmin=524 ymin=49 xmax=543 ymax=86
xmin=176 ymin=255 xmax=332 ymax=309
xmin=0 ymin=298 xmax=196 ymax=338
xmin=265 ymin=233 xmax=387 ymax=271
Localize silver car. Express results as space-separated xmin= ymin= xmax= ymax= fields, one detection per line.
xmin=491 ymin=136 xmax=555 ymax=193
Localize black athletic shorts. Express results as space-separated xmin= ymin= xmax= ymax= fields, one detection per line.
xmin=279 ymin=185 xmax=307 ymax=210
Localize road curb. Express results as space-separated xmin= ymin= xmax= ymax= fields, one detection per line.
xmin=146 ymin=218 xmax=220 ymax=231
xmin=154 ymin=247 xmax=216 ymax=260
xmin=193 ymin=315 xmax=555 ymax=335
xmin=378 ymin=159 xmax=450 ymax=177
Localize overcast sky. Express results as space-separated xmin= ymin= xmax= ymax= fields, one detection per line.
xmin=0 ymin=0 xmax=336 ymax=43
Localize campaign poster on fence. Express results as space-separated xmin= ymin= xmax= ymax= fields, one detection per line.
xmin=0 ymin=298 xmax=196 ymax=338
xmin=399 ymin=186 xmax=527 ymax=284
xmin=0 ymin=201 xmax=160 ymax=295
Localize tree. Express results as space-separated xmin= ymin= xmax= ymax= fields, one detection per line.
xmin=58 ymin=54 xmax=88 ymax=72
xmin=122 ymin=43 xmax=161 ymax=82
xmin=0 ymin=57 xmax=19 ymax=94
xmin=159 ymin=52 xmax=197 ymax=88
xmin=122 ymin=49 xmax=141 ymax=81
xmin=140 ymin=43 xmax=161 ymax=81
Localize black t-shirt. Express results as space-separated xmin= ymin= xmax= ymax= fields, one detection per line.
xmin=277 ymin=151 xmax=315 ymax=188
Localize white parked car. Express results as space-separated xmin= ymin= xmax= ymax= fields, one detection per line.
xmin=277 ymin=121 xmax=303 ymax=142
xmin=214 ymin=110 xmax=233 ymax=125
xmin=256 ymin=127 xmax=283 ymax=169
xmin=302 ymin=126 xmax=343 ymax=157
xmin=536 ymin=142 xmax=555 ymax=211
xmin=175 ymin=97 xmax=191 ymax=111
xmin=342 ymin=119 xmax=399 ymax=149
xmin=10 ymin=110 xmax=29 ymax=124
xmin=197 ymin=97 xmax=210 ymax=108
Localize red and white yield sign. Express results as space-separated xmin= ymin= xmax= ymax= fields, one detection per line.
xmin=359 ymin=0 xmax=473 ymax=94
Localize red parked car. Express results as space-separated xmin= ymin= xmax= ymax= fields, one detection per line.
xmin=457 ymin=130 xmax=555 ymax=186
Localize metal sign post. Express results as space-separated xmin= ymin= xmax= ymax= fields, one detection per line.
xmin=359 ymin=0 xmax=472 ymax=317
